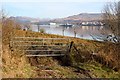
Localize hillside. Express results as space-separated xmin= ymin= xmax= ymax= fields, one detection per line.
xmin=9 ymin=13 xmax=102 ymax=25
xmin=9 ymin=16 xmax=40 ymax=24
xmin=52 ymin=13 xmax=102 ymax=24
xmin=65 ymin=13 xmax=102 ymax=21
xmin=2 ymin=28 xmax=120 ymax=78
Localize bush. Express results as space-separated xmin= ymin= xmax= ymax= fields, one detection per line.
xmin=39 ymin=28 xmax=45 ymax=33
xmin=2 ymin=19 xmax=21 ymax=45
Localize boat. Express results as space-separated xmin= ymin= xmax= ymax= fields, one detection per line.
xmin=59 ymin=23 xmax=73 ymax=27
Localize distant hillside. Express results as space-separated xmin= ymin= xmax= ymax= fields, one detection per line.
xmin=9 ymin=16 xmax=40 ymax=24
xmin=9 ymin=13 xmax=103 ymax=24
xmin=52 ymin=13 xmax=103 ymax=24
xmin=9 ymin=16 xmax=51 ymax=25
xmin=65 ymin=13 xmax=102 ymax=21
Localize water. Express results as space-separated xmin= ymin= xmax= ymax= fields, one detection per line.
xmin=31 ymin=24 xmax=105 ymax=40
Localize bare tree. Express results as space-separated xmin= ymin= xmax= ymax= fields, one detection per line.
xmin=1 ymin=8 xmax=21 ymax=44
xmin=74 ymin=28 xmax=77 ymax=38
xmin=0 ymin=8 xmax=7 ymax=21
xmin=102 ymin=1 xmax=120 ymax=42
xmin=23 ymin=23 xmax=31 ymax=31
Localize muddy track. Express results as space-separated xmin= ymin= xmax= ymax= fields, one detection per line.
xmin=27 ymin=56 xmax=93 ymax=78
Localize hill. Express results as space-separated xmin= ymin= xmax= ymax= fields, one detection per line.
xmin=52 ymin=13 xmax=102 ymax=23
xmin=9 ymin=16 xmax=40 ymax=24
xmin=65 ymin=13 xmax=102 ymax=21
xmin=2 ymin=29 xmax=120 ymax=78
xmin=9 ymin=13 xmax=102 ymax=25
xmin=2 ymin=19 xmax=120 ymax=78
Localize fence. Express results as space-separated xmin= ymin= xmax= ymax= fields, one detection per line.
xmin=10 ymin=37 xmax=71 ymax=57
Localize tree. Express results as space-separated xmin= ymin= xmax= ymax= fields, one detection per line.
xmin=100 ymin=2 xmax=120 ymax=71
xmin=102 ymin=1 xmax=120 ymax=43
xmin=1 ymin=8 xmax=21 ymax=44
xmin=23 ymin=23 xmax=31 ymax=31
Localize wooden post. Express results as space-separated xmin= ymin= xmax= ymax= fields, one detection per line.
xmin=73 ymin=45 xmax=79 ymax=54
xmin=37 ymin=24 xmax=40 ymax=32
xmin=62 ymin=28 xmax=65 ymax=36
xmin=74 ymin=28 xmax=76 ymax=38
xmin=43 ymin=39 xmax=44 ymax=45
xmin=68 ymin=41 xmax=74 ymax=53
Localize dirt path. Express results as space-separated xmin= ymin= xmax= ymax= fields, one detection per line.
xmin=28 ymin=57 xmax=92 ymax=78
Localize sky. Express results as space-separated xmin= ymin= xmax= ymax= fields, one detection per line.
xmin=0 ymin=0 xmax=119 ymax=19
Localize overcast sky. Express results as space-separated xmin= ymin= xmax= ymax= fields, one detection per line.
xmin=0 ymin=0 xmax=119 ymax=19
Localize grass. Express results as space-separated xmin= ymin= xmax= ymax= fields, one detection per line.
xmin=2 ymin=29 xmax=120 ymax=78
xmin=2 ymin=45 xmax=37 ymax=78
xmin=78 ymin=61 xmax=120 ymax=78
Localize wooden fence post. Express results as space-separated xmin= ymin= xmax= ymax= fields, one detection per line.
xmin=68 ymin=41 xmax=74 ymax=53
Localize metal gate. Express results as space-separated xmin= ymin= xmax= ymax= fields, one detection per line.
xmin=10 ymin=37 xmax=70 ymax=57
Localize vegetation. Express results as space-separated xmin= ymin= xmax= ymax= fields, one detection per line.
xmin=23 ymin=23 xmax=32 ymax=31
xmin=2 ymin=25 xmax=120 ymax=78
xmin=1 ymin=16 xmax=38 ymax=77
xmin=39 ymin=28 xmax=45 ymax=33
xmin=1 ymin=8 xmax=120 ymax=78
xmin=102 ymin=1 xmax=120 ymax=42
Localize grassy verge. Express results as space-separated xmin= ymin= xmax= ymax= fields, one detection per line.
xmin=2 ymin=29 xmax=120 ymax=78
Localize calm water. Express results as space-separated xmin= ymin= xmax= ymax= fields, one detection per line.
xmin=31 ymin=25 xmax=105 ymax=40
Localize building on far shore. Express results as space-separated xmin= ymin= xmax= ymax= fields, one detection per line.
xmin=49 ymin=22 xmax=59 ymax=27
xmin=81 ymin=21 xmax=104 ymax=26
xmin=50 ymin=23 xmax=56 ymax=25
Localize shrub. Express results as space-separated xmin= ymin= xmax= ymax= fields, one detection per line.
xmin=39 ymin=28 xmax=45 ymax=33
xmin=2 ymin=18 xmax=21 ymax=45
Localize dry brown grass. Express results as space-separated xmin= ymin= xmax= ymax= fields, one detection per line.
xmin=2 ymin=45 xmax=37 ymax=78
xmin=2 ymin=23 xmax=120 ymax=77
xmin=14 ymin=30 xmax=120 ymax=70
xmin=2 ymin=19 xmax=37 ymax=78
